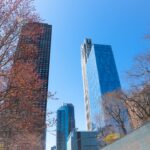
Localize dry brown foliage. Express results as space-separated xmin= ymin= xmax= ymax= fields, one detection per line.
xmin=0 ymin=0 xmax=50 ymax=149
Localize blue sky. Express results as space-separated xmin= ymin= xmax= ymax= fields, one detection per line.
xmin=34 ymin=0 xmax=150 ymax=149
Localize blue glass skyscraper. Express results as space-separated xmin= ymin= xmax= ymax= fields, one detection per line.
xmin=81 ymin=39 xmax=130 ymax=132
xmin=56 ymin=104 xmax=75 ymax=150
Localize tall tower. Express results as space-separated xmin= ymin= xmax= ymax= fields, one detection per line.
xmin=81 ymin=39 xmax=92 ymax=130
xmin=17 ymin=22 xmax=52 ymax=150
xmin=81 ymin=39 xmax=130 ymax=132
xmin=56 ymin=104 xmax=75 ymax=150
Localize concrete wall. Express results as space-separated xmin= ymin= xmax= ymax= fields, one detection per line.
xmin=102 ymin=122 xmax=150 ymax=150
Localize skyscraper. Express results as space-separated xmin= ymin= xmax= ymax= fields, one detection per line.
xmin=56 ymin=104 xmax=75 ymax=150
xmin=81 ymin=39 xmax=130 ymax=132
xmin=17 ymin=22 xmax=52 ymax=149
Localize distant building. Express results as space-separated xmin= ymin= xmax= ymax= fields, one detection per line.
xmin=51 ymin=146 xmax=56 ymax=150
xmin=81 ymin=39 xmax=131 ymax=133
xmin=67 ymin=130 xmax=100 ymax=150
xmin=56 ymin=104 xmax=75 ymax=150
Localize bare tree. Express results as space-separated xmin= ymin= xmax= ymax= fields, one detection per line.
xmin=119 ymin=51 xmax=150 ymax=128
xmin=102 ymin=50 xmax=150 ymax=130
xmin=102 ymin=92 xmax=131 ymax=135
xmin=0 ymin=0 xmax=39 ymax=72
xmin=94 ymin=91 xmax=132 ymax=147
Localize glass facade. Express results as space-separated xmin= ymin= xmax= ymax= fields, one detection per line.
xmin=56 ymin=104 xmax=75 ymax=150
xmin=81 ymin=39 xmax=130 ymax=132
xmin=67 ymin=130 xmax=100 ymax=150
xmin=16 ymin=22 xmax=52 ymax=150
xmin=51 ymin=146 xmax=56 ymax=150
xmin=86 ymin=45 xmax=104 ymax=129
xmin=17 ymin=22 xmax=52 ymax=113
